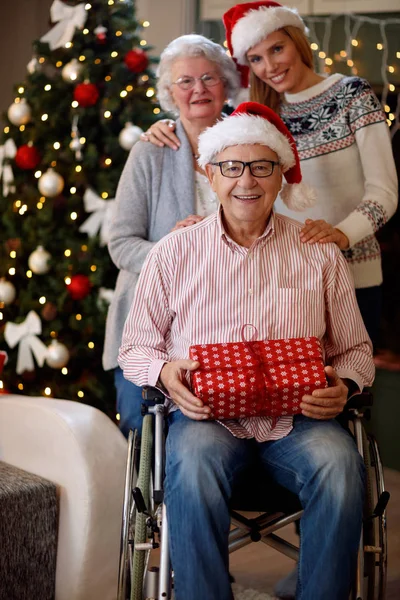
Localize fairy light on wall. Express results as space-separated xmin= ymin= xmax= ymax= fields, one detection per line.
xmin=304 ymin=12 xmax=400 ymax=138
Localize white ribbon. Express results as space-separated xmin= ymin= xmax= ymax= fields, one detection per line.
xmin=79 ymin=189 xmax=116 ymax=246
xmin=40 ymin=0 xmax=88 ymax=50
xmin=0 ymin=138 xmax=17 ymax=196
xmin=98 ymin=287 xmax=115 ymax=306
xmin=4 ymin=311 xmax=48 ymax=374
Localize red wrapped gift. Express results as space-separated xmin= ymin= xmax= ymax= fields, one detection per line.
xmin=189 ymin=335 xmax=327 ymax=419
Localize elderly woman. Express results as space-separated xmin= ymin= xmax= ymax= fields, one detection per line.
xmin=103 ymin=34 xmax=240 ymax=436
xmin=119 ymin=102 xmax=374 ymax=600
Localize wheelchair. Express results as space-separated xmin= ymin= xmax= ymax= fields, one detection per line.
xmin=117 ymin=388 xmax=390 ymax=600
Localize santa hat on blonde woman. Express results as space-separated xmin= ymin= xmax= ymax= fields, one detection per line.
xmin=223 ymin=1 xmax=308 ymax=68
xmin=198 ymin=101 xmax=316 ymax=211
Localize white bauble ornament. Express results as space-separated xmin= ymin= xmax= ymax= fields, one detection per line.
xmin=7 ymin=99 xmax=32 ymax=126
xmin=46 ymin=340 xmax=70 ymax=369
xmin=118 ymin=122 xmax=143 ymax=151
xmin=62 ymin=59 xmax=83 ymax=82
xmin=27 ymin=57 xmax=39 ymax=74
xmin=28 ymin=246 xmax=51 ymax=275
xmin=0 ymin=278 xmax=16 ymax=304
xmin=38 ymin=169 xmax=64 ymax=197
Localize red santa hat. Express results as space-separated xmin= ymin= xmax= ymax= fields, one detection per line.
xmin=198 ymin=101 xmax=316 ymax=211
xmin=223 ymin=1 xmax=308 ymax=69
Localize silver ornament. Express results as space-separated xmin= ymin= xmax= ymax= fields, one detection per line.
xmin=46 ymin=340 xmax=70 ymax=369
xmin=38 ymin=169 xmax=64 ymax=197
xmin=28 ymin=246 xmax=51 ymax=275
xmin=7 ymin=99 xmax=32 ymax=126
xmin=119 ymin=123 xmax=143 ymax=151
xmin=0 ymin=278 xmax=16 ymax=304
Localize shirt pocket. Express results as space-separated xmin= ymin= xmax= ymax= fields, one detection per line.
xmin=269 ymin=288 xmax=325 ymax=339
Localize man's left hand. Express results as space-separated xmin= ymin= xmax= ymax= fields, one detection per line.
xmin=300 ymin=219 xmax=349 ymax=250
xmin=300 ymin=366 xmax=348 ymax=420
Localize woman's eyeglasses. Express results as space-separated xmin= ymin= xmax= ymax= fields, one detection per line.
xmin=210 ymin=160 xmax=280 ymax=178
xmin=172 ymin=73 xmax=225 ymax=90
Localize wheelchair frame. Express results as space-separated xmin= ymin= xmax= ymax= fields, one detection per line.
xmin=117 ymin=391 xmax=389 ymax=600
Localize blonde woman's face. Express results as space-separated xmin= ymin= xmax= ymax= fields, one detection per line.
xmin=169 ymin=56 xmax=226 ymax=124
xmin=246 ymin=30 xmax=311 ymax=95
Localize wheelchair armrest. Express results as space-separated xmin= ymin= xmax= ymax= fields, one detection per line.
xmin=142 ymin=386 xmax=166 ymax=404
xmin=346 ymin=390 xmax=373 ymax=410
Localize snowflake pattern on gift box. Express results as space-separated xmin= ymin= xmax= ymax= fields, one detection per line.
xmin=189 ymin=336 xmax=327 ymax=419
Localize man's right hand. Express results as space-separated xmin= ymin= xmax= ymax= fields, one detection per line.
xmin=140 ymin=119 xmax=180 ymax=150
xmin=160 ymin=360 xmax=211 ymax=420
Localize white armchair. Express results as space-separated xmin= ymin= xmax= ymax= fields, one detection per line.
xmin=0 ymin=394 xmax=127 ymax=600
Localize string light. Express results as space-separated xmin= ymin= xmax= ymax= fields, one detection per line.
xmin=41 ymin=114 xmax=49 ymax=121
xmin=65 ymin=276 xmax=71 ymax=285
xmin=78 ymin=391 xmax=84 ymax=398
xmin=10 ymin=251 xmax=16 ymax=258
xmin=76 ymin=165 xmax=82 ymax=172
xmin=37 ymin=201 xmax=43 ymax=209
xmin=83 ymin=28 xmax=89 ymax=35
xmin=105 ymin=75 xmax=112 ymax=82
xmin=104 ymin=158 xmax=112 ymax=166
xmin=26 ymin=270 xmax=32 ymax=278
xmin=101 ymin=192 xmax=109 ymax=199
xmin=143 ymin=21 xmax=150 ymax=28
xmin=50 ymin=331 xmax=57 ymax=338
xmin=39 ymin=296 xmax=46 ymax=304
xmin=76 ymin=314 xmax=82 ymax=321
xmin=19 ymin=125 xmax=25 ymax=132
xmin=64 ymin=249 xmax=72 ymax=257
xmin=9 ymin=267 xmax=16 ymax=275
xmin=39 ymin=57 xmax=45 ymax=64
xmin=56 ymin=61 xmax=63 ymax=67
xmin=18 ymin=383 xmax=24 ymax=391
xmin=70 ymin=187 xmax=77 ymax=194
xmin=111 ymin=51 xmax=118 ymax=58
xmin=153 ymin=107 xmax=161 ymax=114
xmin=44 ymin=84 xmax=52 ymax=91
xmin=126 ymin=85 xmax=133 ymax=92
xmin=53 ymin=142 xmax=61 ymax=149
xmin=146 ymin=88 xmax=155 ymax=97
xmin=71 ymin=101 xmax=79 ymax=108
xmin=140 ymin=40 xmax=147 ymax=46
xmin=120 ymin=90 xmax=128 ymax=97
xmin=90 ymin=265 xmax=97 ymax=272
xmin=65 ymin=42 xmax=73 ymax=49
xmin=94 ymin=58 xmax=101 ymax=65
xmin=70 ymin=212 xmax=78 ymax=220
xmin=116 ymin=30 xmax=122 ymax=37
xmin=116 ymin=413 xmax=121 ymax=421
xmin=88 ymin=342 xmax=95 ymax=349
xmin=44 ymin=387 xmax=51 ymax=396
xmin=18 ymin=86 xmax=24 ymax=93
xmin=79 ymin=55 xmax=86 ymax=62
xmin=4 ymin=126 xmax=9 ymax=134
xmin=104 ymin=111 xmax=112 ymax=119
xmin=62 ymin=368 xmax=68 ymax=375
xmin=304 ymin=12 xmax=400 ymax=138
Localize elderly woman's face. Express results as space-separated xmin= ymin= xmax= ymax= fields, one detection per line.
xmin=170 ymin=56 xmax=226 ymax=123
xmin=206 ymin=144 xmax=282 ymax=227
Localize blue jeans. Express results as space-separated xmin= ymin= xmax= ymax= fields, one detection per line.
xmin=165 ymin=412 xmax=365 ymax=600
xmin=114 ymin=367 xmax=154 ymax=437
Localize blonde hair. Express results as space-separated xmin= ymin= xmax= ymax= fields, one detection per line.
xmin=249 ymin=26 xmax=314 ymax=114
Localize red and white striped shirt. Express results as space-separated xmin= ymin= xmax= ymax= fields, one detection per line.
xmin=119 ymin=209 xmax=374 ymax=442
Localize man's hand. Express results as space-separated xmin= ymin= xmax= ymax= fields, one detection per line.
xmin=171 ymin=214 xmax=204 ymax=232
xmin=300 ymin=219 xmax=349 ymax=250
xmin=140 ymin=119 xmax=180 ymax=150
xmin=160 ymin=360 xmax=211 ymax=420
xmin=300 ymin=366 xmax=349 ymax=420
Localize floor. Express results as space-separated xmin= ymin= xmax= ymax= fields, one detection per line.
xmin=230 ymin=467 xmax=400 ymax=599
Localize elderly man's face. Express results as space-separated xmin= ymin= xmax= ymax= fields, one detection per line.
xmin=206 ymin=144 xmax=282 ymax=227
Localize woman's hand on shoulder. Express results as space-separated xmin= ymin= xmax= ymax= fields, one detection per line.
xmin=171 ymin=214 xmax=205 ymax=232
xmin=300 ymin=219 xmax=349 ymax=250
xmin=140 ymin=119 xmax=180 ymax=150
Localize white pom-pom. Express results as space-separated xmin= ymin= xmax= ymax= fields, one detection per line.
xmin=280 ymin=182 xmax=317 ymax=211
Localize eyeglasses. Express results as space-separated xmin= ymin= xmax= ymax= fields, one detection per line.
xmin=172 ymin=73 xmax=225 ymax=90
xmin=210 ymin=160 xmax=280 ymax=178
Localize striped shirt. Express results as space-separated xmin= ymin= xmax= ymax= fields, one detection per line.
xmin=119 ymin=209 xmax=374 ymax=442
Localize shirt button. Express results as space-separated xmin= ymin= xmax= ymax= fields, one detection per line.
xmin=249 ymin=289 xmax=253 ymax=295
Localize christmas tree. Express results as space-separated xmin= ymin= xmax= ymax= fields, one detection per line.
xmin=0 ymin=0 xmax=162 ymax=416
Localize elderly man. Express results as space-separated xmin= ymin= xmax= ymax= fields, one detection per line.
xmin=119 ymin=102 xmax=375 ymax=600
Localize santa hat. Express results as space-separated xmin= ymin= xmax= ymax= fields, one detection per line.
xmin=223 ymin=1 xmax=308 ymax=67
xmin=198 ymin=101 xmax=316 ymax=211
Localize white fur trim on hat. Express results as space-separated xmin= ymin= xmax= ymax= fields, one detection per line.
xmin=232 ymin=6 xmax=307 ymax=66
xmin=281 ymin=180 xmax=316 ymax=211
xmin=197 ymin=113 xmax=295 ymax=170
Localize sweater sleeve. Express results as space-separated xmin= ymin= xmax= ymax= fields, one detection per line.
xmin=323 ymin=248 xmax=375 ymax=390
xmin=335 ymin=84 xmax=398 ymax=247
xmin=107 ymin=142 xmax=161 ymax=274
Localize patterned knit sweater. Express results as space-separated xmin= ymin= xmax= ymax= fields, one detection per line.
xmin=275 ymin=73 xmax=398 ymax=289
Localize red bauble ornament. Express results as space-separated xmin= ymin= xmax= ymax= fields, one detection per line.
xmin=124 ymin=49 xmax=149 ymax=73
xmin=73 ymin=83 xmax=100 ymax=107
xmin=67 ymin=274 xmax=91 ymax=300
xmin=15 ymin=144 xmax=41 ymax=170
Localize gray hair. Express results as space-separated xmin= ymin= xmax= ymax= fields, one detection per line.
xmin=156 ymin=34 xmax=241 ymax=115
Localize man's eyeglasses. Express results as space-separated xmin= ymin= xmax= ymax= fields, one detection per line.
xmin=172 ymin=73 xmax=225 ymax=90
xmin=210 ymin=160 xmax=280 ymax=178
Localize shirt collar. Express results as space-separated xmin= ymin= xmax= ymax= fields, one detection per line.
xmin=216 ymin=205 xmax=276 ymax=252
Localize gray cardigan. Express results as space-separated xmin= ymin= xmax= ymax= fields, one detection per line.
xmin=103 ymin=120 xmax=196 ymax=370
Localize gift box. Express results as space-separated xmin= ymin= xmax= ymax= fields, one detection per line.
xmin=189 ymin=336 xmax=327 ymax=419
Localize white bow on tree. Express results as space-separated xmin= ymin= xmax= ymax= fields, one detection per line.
xmin=79 ymin=189 xmax=116 ymax=246
xmin=0 ymin=138 xmax=17 ymax=196
xmin=4 ymin=311 xmax=48 ymax=374
xmin=40 ymin=0 xmax=88 ymax=50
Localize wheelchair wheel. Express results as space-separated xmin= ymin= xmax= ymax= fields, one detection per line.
xmin=117 ymin=428 xmax=139 ymax=600
xmin=362 ymin=431 xmax=388 ymax=600
xmin=131 ymin=414 xmax=153 ymax=600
